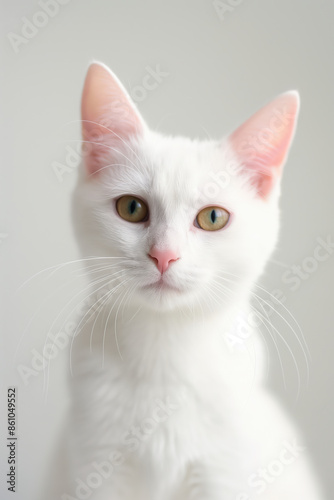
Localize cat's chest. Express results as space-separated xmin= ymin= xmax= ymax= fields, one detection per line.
xmin=72 ymin=353 xmax=240 ymax=466
xmin=70 ymin=312 xmax=258 ymax=463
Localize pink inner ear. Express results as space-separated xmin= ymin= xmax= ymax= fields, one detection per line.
xmin=229 ymin=91 xmax=300 ymax=197
xmin=81 ymin=62 xmax=145 ymax=176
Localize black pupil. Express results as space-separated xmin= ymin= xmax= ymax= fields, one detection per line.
xmin=210 ymin=210 xmax=216 ymax=223
xmin=129 ymin=200 xmax=137 ymax=214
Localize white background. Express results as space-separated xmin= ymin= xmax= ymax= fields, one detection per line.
xmin=1 ymin=1 xmax=333 ymax=499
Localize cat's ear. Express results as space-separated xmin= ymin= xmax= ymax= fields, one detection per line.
xmin=81 ymin=62 xmax=146 ymax=176
xmin=229 ymin=91 xmax=300 ymax=198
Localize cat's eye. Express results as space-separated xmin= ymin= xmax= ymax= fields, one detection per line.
xmin=195 ymin=206 xmax=230 ymax=231
xmin=116 ymin=195 xmax=148 ymax=223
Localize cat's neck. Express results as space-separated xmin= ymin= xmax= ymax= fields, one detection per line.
xmin=75 ymin=295 xmax=263 ymax=392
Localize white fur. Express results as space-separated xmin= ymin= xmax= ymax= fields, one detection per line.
xmin=52 ymin=68 xmax=324 ymax=499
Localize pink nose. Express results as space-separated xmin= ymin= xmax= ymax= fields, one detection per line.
xmin=148 ymin=246 xmax=180 ymax=274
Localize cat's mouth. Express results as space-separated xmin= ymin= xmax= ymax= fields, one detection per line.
xmin=143 ymin=276 xmax=182 ymax=293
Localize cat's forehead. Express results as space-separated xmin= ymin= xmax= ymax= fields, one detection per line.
xmin=139 ymin=134 xmax=227 ymax=196
xmin=105 ymin=133 xmax=240 ymax=212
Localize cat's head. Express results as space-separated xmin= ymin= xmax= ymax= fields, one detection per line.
xmin=72 ymin=62 xmax=299 ymax=313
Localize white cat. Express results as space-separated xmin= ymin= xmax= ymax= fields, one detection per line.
xmin=57 ymin=62 xmax=324 ymax=500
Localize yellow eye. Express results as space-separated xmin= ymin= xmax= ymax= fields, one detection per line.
xmin=196 ymin=206 xmax=230 ymax=231
xmin=116 ymin=196 xmax=148 ymax=223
